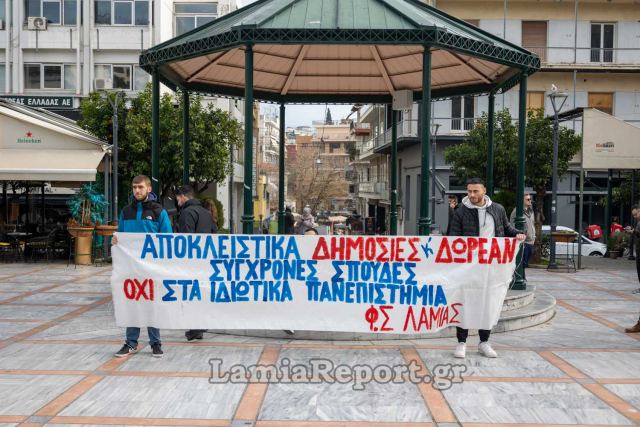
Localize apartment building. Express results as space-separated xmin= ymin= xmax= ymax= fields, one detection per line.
xmin=0 ymin=0 xmax=248 ymax=230
xmin=313 ymin=119 xmax=357 ymax=212
xmin=353 ymin=0 xmax=640 ymax=235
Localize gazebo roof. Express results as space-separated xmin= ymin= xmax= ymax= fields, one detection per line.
xmin=140 ymin=0 xmax=540 ymax=103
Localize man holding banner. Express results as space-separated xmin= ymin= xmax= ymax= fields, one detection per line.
xmin=448 ymin=178 xmax=525 ymax=358
xmin=174 ymin=185 xmax=217 ymax=341
xmin=113 ymin=175 xmax=172 ymax=358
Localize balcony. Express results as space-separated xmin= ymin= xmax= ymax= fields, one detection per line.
xmin=523 ymin=46 xmax=640 ymax=69
xmin=351 ymin=122 xmax=371 ymax=136
xmin=358 ymin=182 xmax=374 ymax=193
xmin=374 ymin=182 xmax=388 ymax=194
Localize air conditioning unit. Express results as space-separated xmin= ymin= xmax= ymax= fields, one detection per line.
xmin=0 ymin=20 xmax=5 ymax=31
xmin=27 ymin=17 xmax=47 ymax=31
xmin=94 ymin=78 xmax=113 ymax=90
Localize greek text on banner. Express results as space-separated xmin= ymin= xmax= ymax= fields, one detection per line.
xmin=111 ymin=234 xmax=522 ymax=334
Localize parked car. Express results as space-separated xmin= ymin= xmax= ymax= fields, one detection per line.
xmin=541 ymin=225 xmax=607 ymax=257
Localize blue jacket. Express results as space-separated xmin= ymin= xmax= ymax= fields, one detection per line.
xmin=117 ymin=193 xmax=172 ymax=234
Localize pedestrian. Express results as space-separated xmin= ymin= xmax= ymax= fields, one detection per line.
xmin=628 ymin=206 xmax=637 ymax=261
xmin=284 ymin=207 xmax=295 ymax=234
xmin=447 ymin=177 xmax=526 ymax=358
xmin=510 ymin=194 xmax=536 ymax=274
xmin=625 ymin=205 xmax=640 ymax=333
xmin=295 ymin=206 xmax=315 ymax=234
xmin=202 ymin=199 xmax=219 ymax=231
xmin=446 ymin=195 xmax=459 ymax=235
xmin=175 ymin=185 xmax=217 ymax=341
xmin=112 ymin=175 xmax=172 ymax=358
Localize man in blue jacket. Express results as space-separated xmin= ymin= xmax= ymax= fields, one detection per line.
xmin=112 ymin=175 xmax=172 ymax=358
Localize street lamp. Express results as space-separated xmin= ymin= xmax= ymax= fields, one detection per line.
xmin=547 ymin=84 xmax=568 ymax=270
xmin=430 ymin=123 xmax=441 ymax=233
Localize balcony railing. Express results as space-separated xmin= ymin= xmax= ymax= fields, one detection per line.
xmin=451 ymin=117 xmax=476 ymax=132
xmin=358 ymin=182 xmax=374 ymax=193
xmin=522 ymin=46 xmax=640 ymax=66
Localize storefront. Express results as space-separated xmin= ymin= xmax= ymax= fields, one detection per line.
xmin=0 ymin=99 xmax=108 ymax=232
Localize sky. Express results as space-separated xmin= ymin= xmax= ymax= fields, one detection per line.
xmin=261 ymin=104 xmax=355 ymax=128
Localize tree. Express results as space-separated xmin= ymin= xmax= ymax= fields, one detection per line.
xmin=444 ymin=108 xmax=581 ymax=262
xmin=325 ymin=108 xmax=333 ymax=124
xmin=288 ymin=146 xmax=348 ymax=212
xmin=78 ymin=85 xmax=241 ymax=205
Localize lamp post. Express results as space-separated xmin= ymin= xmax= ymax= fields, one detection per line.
xmin=430 ymin=123 xmax=441 ymax=233
xmin=547 ymin=85 xmax=568 ymax=270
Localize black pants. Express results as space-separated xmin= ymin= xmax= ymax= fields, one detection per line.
xmin=456 ymin=327 xmax=491 ymax=343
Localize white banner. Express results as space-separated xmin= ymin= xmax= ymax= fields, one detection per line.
xmin=111 ymin=233 xmax=522 ymax=334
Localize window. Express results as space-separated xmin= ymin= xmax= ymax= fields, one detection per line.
xmin=25 ymin=0 xmax=77 ymax=25
xmin=0 ymin=0 xmax=5 ymax=23
xmin=24 ymin=63 xmax=76 ymax=90
xmin=451 ymin=96 xmax=474 ymax=131
xmin=174 ymin=2 xmax=217 ymax=36
xmin=95 ymin=64 xmax=133 ymax=90
xmin=95 ymin=0 xmax=150 ymax=25
xmin=527 ymin=92 xmax=545 ymax=113
xmin=0 ymin=65 xmax=5 ymax=91
xmin=330 ymin=142 xmax=340 ymax=153
xmin=588 ymin=92 xmax=613 ymax=115
xmin=522 ymin=21 xmax=547 ymax=63
xmin=133 ymin=66 xmax=150 ymax=91
xmin=591 ymin=23 xmax=614 ymax=63
xmin=63 ymin=0 xmax=77 ymax=25
xmin=404 ymin=175 xmax=411 ymax=221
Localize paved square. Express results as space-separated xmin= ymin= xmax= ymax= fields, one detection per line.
xmin=0 ymin=261 xmax=638 ymax=426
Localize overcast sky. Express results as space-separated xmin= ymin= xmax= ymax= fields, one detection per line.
xmin=261 ymin=104 xmax=355 ymax=128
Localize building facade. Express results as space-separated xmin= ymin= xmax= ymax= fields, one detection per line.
xmin=354 ymin=0 xmax=640 ymax=235
xmin=0 ymin=0 xmax=249 ymax=230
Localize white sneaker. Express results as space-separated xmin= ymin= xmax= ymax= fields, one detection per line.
xmin=478 ymin=342 xmax=498 ymax=358
xmin=454 ymin=342 xmax=466 ymax=358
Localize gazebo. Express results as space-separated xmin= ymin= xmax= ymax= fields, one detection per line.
xmin=139 ymin=0 xmax=540 ymax=288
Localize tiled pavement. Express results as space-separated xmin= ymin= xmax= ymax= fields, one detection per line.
xmin=0 ymin=260 xmax=638 ymax=427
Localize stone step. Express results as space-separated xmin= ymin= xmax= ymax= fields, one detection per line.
xmin=210 ymin=289 xmax=557 ymax=341
xmin=502 ymin=286 xmax=536 ymax=312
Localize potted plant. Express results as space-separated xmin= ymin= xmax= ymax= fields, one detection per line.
xmin=606 ymin=232 xmax=629 ymax=259
xmin=67 ymin=184 xmax=108 ymax=264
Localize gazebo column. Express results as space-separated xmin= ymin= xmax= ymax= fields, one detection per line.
xmin=418 ymin=47 xmax=432 ymax=236
xmin=151 ymin=67 xmax=160 ymax=195
xmin=242 ymin=44 xmax=255 ymax=234
xmin=182 ymin=90 xmax=190 ymax=185
xmin=389 ymin=108 xmax=398 ymax=235
xmin=513 ymin=73 xmax=528 ymax=290
xmin=487 ymin=92 xmax=496 ymax=196
xmin=278 ymin=102 xmax=286 ymax=235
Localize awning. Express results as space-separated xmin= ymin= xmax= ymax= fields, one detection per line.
xmin=581 ymin=108 xmax=640 ymax=170
xmin=0 ymin=100 xmax=108 ymax=182
xmin=0 ymin=149 xmax=106 ymax=181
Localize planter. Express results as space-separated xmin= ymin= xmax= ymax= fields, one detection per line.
xmin=551 ymin=232 xmax=577 ymax=243
xmin=609 ymin=250 xmax=620 ymax=260
xmin=95 ymin=225 xmax=117 ymax=236
xmin=68 ymin=226 xmax=94 ymax=238
xmin=74 ymin=234 xmax=93 ymax=265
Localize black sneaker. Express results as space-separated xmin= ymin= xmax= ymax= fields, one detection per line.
xmin=185 ymin=330 xmax=204 ymax=341
xmin=151 ymin=343 xmax=164 ymax=358
xmin=114 ymin=344 xmax=137 ymax=358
